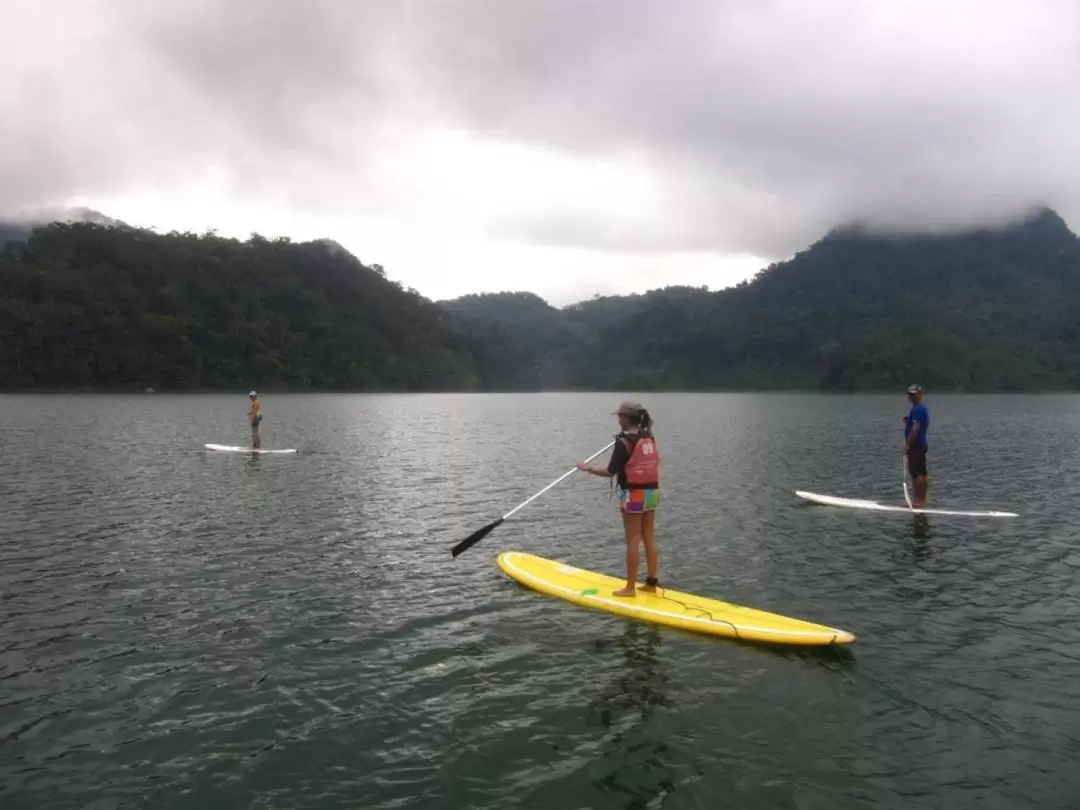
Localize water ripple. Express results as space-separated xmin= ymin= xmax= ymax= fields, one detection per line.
xmin=2 ymin=393 xmax=1080 ymax=809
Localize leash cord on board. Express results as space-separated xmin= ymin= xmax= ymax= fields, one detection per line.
xmin=651 ymin=586 xmax=742 ymax=638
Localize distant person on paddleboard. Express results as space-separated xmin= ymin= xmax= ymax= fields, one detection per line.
xmin=577 ymin=401 xmax=660 ymax=598
xmin=903 ymin=384 xmax=929 ymax=507
xmin=248 ymin=390 xmax=263 ymax=449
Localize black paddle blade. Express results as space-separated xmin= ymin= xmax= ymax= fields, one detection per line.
xmin=451 ymin=517 xmax=504 ymax=558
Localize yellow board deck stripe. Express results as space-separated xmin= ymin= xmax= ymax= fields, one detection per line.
xmin=496 ymin=551 xmax=855 ymax=646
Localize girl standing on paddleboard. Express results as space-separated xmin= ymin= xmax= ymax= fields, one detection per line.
xmin=577 ymin=401 xmax=660 ymax=597
xmin=248 ymin=390 xmax=263 ymax=449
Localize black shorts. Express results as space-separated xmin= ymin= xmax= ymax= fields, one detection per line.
xmin=907 ymin=446 xmax=928 ymax=478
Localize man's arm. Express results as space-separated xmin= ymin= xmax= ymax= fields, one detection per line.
xmin=904 ymin=421 xmax=921 ymax=452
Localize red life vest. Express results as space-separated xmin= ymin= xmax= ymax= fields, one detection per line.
xmin=623 ymin=433 xmax=659 ymax=487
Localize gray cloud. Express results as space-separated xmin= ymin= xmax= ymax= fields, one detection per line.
xmin=3 ymin=0 xmax=1079 ymax=258
xmin=393 ymin=0 xmax=1080 ymax=254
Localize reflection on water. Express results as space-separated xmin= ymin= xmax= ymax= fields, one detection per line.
xmin=907 ymin=515 xmax=933 ymax=560
xmin=889 ymin=515 xmax=935 ymax=563
xmin=910 ymin=513 xmax=930 ymax=538
xmin=589 ymin=622 xmax=676 ymax=809
xmin=5 ymin=392 xmax=1080 ymax=809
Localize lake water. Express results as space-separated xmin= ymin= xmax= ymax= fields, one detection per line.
xmin=2 ymin=392 xmax=1080 ymax=809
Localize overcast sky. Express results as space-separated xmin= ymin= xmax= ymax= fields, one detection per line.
xmin=3 ymin=0 xmax=1079 ymax=305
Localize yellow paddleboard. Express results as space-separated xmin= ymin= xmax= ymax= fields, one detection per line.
xmin=496 ymin=551 xmax=855 ymax=646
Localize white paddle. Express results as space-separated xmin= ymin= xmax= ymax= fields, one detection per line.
xmin=451 ymin=440 xmax=616 ymax=558
xmin=902 ymin=455 xmax=913 ymax=509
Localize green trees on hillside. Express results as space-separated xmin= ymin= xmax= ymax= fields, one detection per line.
xmin=2 ymin=208 xmax=1079 ymax=392
xmin=440 ymin=209 xmax=1080 ymax=391
xmin=0 ymin=223 xmax=531 ymax=391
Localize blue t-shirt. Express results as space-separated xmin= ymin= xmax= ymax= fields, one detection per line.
xmin=905 ymin=402 xmax=929 ymax=450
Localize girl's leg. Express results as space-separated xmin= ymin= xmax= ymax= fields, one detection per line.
xmin=614 ymin=510 xmax=643 ymax=597
xmin=641 ymin=508 xmax=658 ymax=592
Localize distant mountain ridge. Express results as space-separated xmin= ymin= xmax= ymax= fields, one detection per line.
xmin=440 ymin=207 xmax=1080 ymax=391
xmin=0 ymin=206 xmax=129 ymax=247
xmin=1 ymin=205 xmax=127 ymax=227
xmin=2 ymin=205 xmax=1078 ymax=392
xmin=0 ymin=220 xmax=531 ymax=391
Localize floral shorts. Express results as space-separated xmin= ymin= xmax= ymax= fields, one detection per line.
xmin=618 ymin=487 xmax=660 ymax=513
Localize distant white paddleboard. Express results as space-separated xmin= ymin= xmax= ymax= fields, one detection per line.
xmin=794 ymin=490 xmax=1017 ymax=518
xmin=204 ymin=443 xmax=298 ymax=455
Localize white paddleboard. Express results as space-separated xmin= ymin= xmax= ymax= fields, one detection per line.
xmin=204 ymin=443 xmax=298 ymax=455
xmin=795 ymin=490 xmax=1017 ymax=518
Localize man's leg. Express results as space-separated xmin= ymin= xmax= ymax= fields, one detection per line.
xmin=911 ymin=448 xmax=928 ymax=507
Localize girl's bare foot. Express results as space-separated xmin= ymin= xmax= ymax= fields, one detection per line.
xmin=613 ymin=586 xmax=636 ymax=597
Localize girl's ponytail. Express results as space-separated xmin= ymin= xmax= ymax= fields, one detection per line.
xmin=638 ymin=408 xmax=654 ymax=434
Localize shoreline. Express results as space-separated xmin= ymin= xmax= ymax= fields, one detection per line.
xmin=1 ymin=387 xmax=1077 ymax=396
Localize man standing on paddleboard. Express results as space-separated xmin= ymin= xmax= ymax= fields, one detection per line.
xmin=903 ymin=384 xmax=929 ymax=508
xmin=577 ymin=401 xmax=660 ymax=598
xmin=249 ymin=390 xmax=263 ymax=450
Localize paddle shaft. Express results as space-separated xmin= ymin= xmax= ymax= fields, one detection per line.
xmin=502 ymin=440 xmax=615 ymax=520
xmin=450 ymin=440 xmax=616 ymax=557
xmin=902 ymin=455 xmax=912 ymax=509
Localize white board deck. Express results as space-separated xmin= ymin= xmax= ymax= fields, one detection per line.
xmin=204 ymin=443 xmax=298 ymax=455
xmin=795 ymin=489 xmax=1017 ymax=518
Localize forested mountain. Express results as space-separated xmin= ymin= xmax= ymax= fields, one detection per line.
xmin=439 ymin=286 xmax=712 ymax=389
xmin=0 ymin=207 xmax=127 ymax=247
xmin=441 ymin=208 xmax=1080 ymax=391
xmin=0 ymin=223 xmax=27 ymax=248
xmin=0 ymin=222 xmax=534 ymax=391
xmin=1 ymin=206 xmax=1078 ymax=392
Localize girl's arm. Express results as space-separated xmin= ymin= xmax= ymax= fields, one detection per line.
xmin=577 ymin=439 xmax=625 ymax=477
